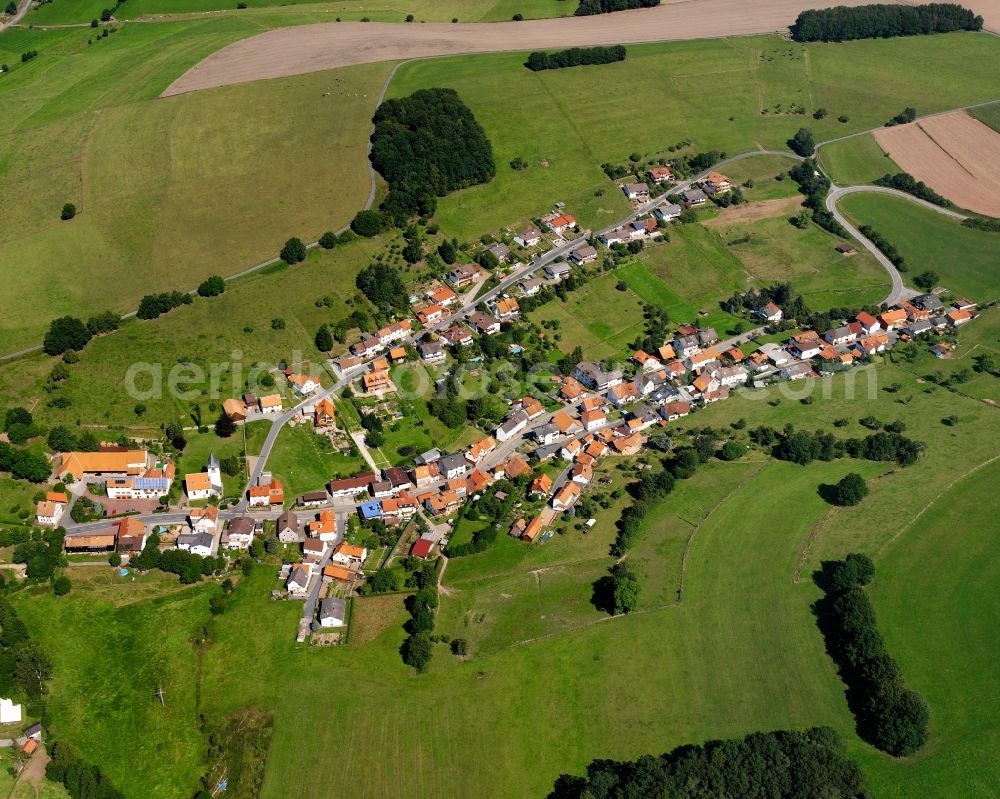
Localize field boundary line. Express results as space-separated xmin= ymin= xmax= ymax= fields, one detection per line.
xmin=877 ymin=454 xmax=1000 ymax=557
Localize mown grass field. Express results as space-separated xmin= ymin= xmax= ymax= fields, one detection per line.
xmin=0 ymin=18 xmax=389 ymax=352
xmin=389 ymin=32 xmax=1000 ymax=240
xmin=839 ymin=193 xmax=1000 ymax=301
xmin=818 ymin=133 xmax=898 ymax=184
xmin=8 ymin=356 xmax=998 ymax=799
xmin=266 ymin=421 xmax=365 ymax=495
xmin=174 ymin=422 xmax=269 ymax=497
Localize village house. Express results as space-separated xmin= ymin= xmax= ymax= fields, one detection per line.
xmin=700 ymin=171 xmax=732 ymax=195
xmin=756 ymin=302 xmax=783 ymax=323
xmin=427 ymin=284 xmax=458 ymax=306
xmin=545 ymin=261 xmax=573 ymax=281
xmin=623 ymin=182 xmax=650 ymax=201
xmin=424 ymin=490 xmax=462 ymax=517
xmin=599 ymin=229 xmax=627 ymax=247
xmin=687 ymin=347 xmax=721 ymax=372
xmin=680 ymin=188 xmax=707 ymax=207
xmin=878 ymin=309 xmax=908 ymax=331
xmin=310 ymin=398 xmax=336 ymax=430
xmin=184 ymin=453 xmax=223 ymax=500
xmin=376 ymin=320 xmax=412 ymax=346
xmin=116 ymin=517 xmax=148 ymax=555
xmin=544 ymin=213 xmax=577 ymax=234
xmin=248 ymin=477 xmax=284 ymax=507
xmin=418 ymin=340 xmax=447 ymax=364
xmin=530 ymin=473 xmax=554 ymax=497
xmin=572 ymin=462 xmax=593 ymax=485
xmin=466 ymin=437 xmax=497 ymax=465
xmin=514 ymin=227 xmax=542 ymax=247
xmin=572 ymin=361 xmax=623 ymax=391
xmin=519 ymin=277 xmax=543 ymax=296
xmin=259 ymin=394 xmax=283 ymax=414
xmin=441 ymin=324 xmax=475 ymax=347
xmin=286 ymin=564 xmax=312 ymax=597
xmin=648 ymin=166 xmax=674 ymax=184
xmin=362 ymin=365 xmax=392 ymax=393
xmin=189 ymin=505 xmax=219 ymax=535
xmin=328 ymin=472 xmax=377 ymax=499
xmin=302 ymin=538 xmax=325 ymax=563
xmin=581 ymin=408 xmax=607 ymax=432
xmin=856 ymin=311 xmax=880 ymax=334
xmin=551 ymin=481 xmax=581 ymax=511
xmin=711 ymin=365 xmax=750 ymax=387
xmin=318 ymin=597 xmax=347 ymax=628
xmin=35 ymin=491 xmax=68 ymax=527
xmin=330 ymin=541 xmax=368 ymax=566
xmin=177 ymin=531 xmax=213 ymax=557
xmin=286 ymin=372 xmax=321 ymax=395
xmin=496 ymin=410 xmax=529 ymax=442
xmin=660 ymin=401 xmax=691 ymax=421
xmin=722 ymin=347 xmax=744 ymax=365
xmin=309 ymin=510 xmax=338 ymax=542
xmin=782 ymin=362 xmax=813 ymax=381
xmin=824 ymin=324 xmax=860 ymax=346
xmin=439 ymin=453 xmax=469 ymax=480
xmin=673 ymin=334 xmax=701 ymax=359
xmin=493 ymin=297 xmax=520 ymax=321
xmin=277 ymin=510 xmax=303 ymax=543
xmin=514 ymin=396 xmax=545 ymax=419
xmin=607 ymin=381 xmax=640 ymax=406
xmin=852 ymin=332 xmax=890 ymax=357
xmin=416 ymin=303 xmax=447 ymax=325
xmin=411 ymin=535 xmax=436 ymax=558
xmin=382 ymin=494 xmax=419 ymax=524
xmin=654 ymin=203 xmax=682 ymax=223
xmin=359 ymin=500 xmax=383 ymax=521
xmin=485 ymin=242 xmax=511 ymax=263
xmin=351 ymin=336 xmax=382 ymax=359
xmin=106 ymin=460 xmax=175 ymax=500
xmin=569 ymin=245 xmax=598 ymax=265
xmin=947 ymin=309 xmax=973 ymax=327
xmin=469 ymin=311 xmax=500 ymax=336
xmin=552 ymin=409 xmax=585 ymax=437
xmin=448 ymin=264 xmax=480 ymax=288
xmin=297 ymin=491 xmax=328 ymax=508
xmin=789 ymin=331 xmax=823 ymax=360
xmin=223 ymin=517 xmax=257 ymax=549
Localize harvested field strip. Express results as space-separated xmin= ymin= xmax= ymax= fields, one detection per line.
xmin=872 ymin=111 xmax=1000 ymax=217
xmin=163 ymin=0 xmax=891 ymax=95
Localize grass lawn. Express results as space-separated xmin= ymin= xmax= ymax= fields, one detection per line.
xmin=839 ymin=193 xmax=1000 ymax=301
xmin=0 ymin=17 xmax=390 ymax=352
xmin=174 ymin=421 xmax=269 ymax=498
xmin=6 ymin=358 xmax=999 ymax=798
xmin=266 ymin=421 xmax=365 ymax=496
xmin=818 ymin=133 xmax=898 ymax=185
xmin=389 ymin=32 xmax=1000 ymax=240
xmin=968 ymin=100 xmax=1000 ymax=133
xmin=0 ymin=477 xmax=40 ymax=526
xmin=857 ymin=459 xmax=1000 ymax=798
xmin=530 ymin=270 xmax=648 ymax=361
xmin=720 ymin=154 xmax=803 ymax=200
xmin=116 ymin=0 xmax=571 ymax=23
xmin=718 ymin=215 xmax=890 ymax=310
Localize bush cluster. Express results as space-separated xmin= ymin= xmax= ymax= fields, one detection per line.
xmin=753 ymin=425 xmax=924 ymax=467
xmin=400 ymin=561 xmax=438 ymax=672
xmin=137 ymin=290 xmax=192 ymax=320
xmin=787 ymin=159 xmax=849 ymax=237
xmin=548 ymin=726 xmax=869 ymax=798
xmin=858 ymin=225 xmax=905 ymax=268
xmin=525 ymin=44 xmax=626 ymax=71
xmin=793 ymin=3 xmax=982 ymax=42
xmin=813 ymin=554 xmax=929 ymax=756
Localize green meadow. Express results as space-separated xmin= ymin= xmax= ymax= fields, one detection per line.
xmin=839 ymin=193 xmax=1000 ymax=301
xmin=8 ymin=358 xmax=998 ymax=798
xmin=968 ymin=100 xmax=1000 ymax=132
xmin=818 ymin=133 xmax=898 ymax=185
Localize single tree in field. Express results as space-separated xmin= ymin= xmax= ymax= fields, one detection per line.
xmin=831 ymin=472 xmax=869 ymax=506
xmin=60 ymin=203 xmax=76 ymax=220
xmin=315 ymin=324 xmax=333 ymax=352
xmin=197 ymin=275 xmax=225 ymax=297
xmin=280 ymin=237 xmax=307 ymax=264
xmin=351 ymin=209 xmax=383 ymax=237
xmin=214 ymin=410 xmax=235 ymax=438
xmin=318 ymin=231 xmax=337 ymax=249
xmin=789 ymin=127 xmax=815 ymax=157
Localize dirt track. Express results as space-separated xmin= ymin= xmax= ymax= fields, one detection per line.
xmin=873 ymin=111 xmax=1000 ymax=218
xmin=162 ymin=0 xmax=894 ymax=97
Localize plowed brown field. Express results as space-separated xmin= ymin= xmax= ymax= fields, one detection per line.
xmin=873 ymin=111 xmax=1000 ymax=218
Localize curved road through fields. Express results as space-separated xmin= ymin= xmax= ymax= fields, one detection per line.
xmin=825 ymin=184 xmax=968 ymax=306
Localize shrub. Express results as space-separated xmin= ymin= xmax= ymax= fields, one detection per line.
xmin=197 ymin=274 xmax=225 ymax=297
xmin=318 ymin=230 xmax=337 ymax=249
xmin=351 ymin=209 xmax=383 ymax=237
xmin=280 ymin=236 xmax=307 ymax=264
xmin=53 ymin=576 xmax=72 ymax=596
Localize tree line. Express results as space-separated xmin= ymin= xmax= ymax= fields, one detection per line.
xmin=399 ymin=560 xmax=439 ymax=672
xmin=0 ymin=596 xmax=54 ymax=702
xmin=792 ymin=3 xmax=982 ymax=42
xmin=368 ymin=88 xmax=495 ymax=227
xmin=858 ymin=225 xmax=906 ymax=269
xmin=575 ymin=0 xmax=659 ymax=15
xmin=548 ymin=726 xmax=870 ymax=798
xmin=46 ymin=741 xmax=125 ymax=799
xmin=787 ymin=159 xmax=849 ymax=237
xmin=525 ymin=44 xmax=627 ymax=71
xmin=873 ymin=172 xmax=951 ymax=207
xmin=813 ymin=554 xmax=929 ymax=756
xmin=751 ymin=424 xmax=924 ymax=467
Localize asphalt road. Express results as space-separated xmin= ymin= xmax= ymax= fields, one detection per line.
xmin=825 ymin=183 xmax=968 ymax=306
